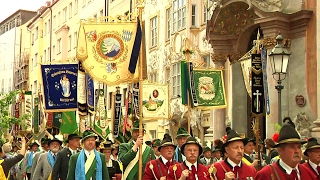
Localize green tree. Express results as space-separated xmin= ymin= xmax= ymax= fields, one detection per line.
xmin=0 ymin=90 xmax=31 ymax=140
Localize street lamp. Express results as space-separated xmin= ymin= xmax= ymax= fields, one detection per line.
xmin=268 ymin=33 xmax=291 ymax=125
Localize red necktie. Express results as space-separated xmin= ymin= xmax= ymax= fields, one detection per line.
xmin=233 ymin=166 xmax=240 ymax=178
xmin=191 ymin=165 xmax=197 ymax=180
xmin=317 ymin=166 xmax=320 ymax=175
xmin=290 ymin=169 xmax=298 ymax=180
xmin=166 ymin=161 xmax=171 ymax=169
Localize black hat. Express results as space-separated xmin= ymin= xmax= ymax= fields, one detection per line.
xmin=99 ymin=140 xmax=113 ymax=152
xmin=181 ymin=137 xmax=203 ymax=155
xmin=145 ymin=141 xmax=152 ymax=146
xmin=49 ymin=138 xmax=63 ymax=146
xmin=244 ymin=138 xmax=255 ymax=146
xmin=274 ymin=124 xmax=306 ymax=148
xmin=81 ymin=130 xmax=98 ymax=142
xmin=66 ymin=134 xmax=81 ymax=143
xmin=29 ymin=142 xmax=40 ymax=148
xmin=222 ymin=129 xmax=246 ymax=151
xmin=158 ymin=138 xmax=176 ymax=151
xmin=304 ymin=138 xmax=320 ymax=156
xmin=41 ymin=138 xmax=50 ymax=146
xmin=212 ymin=146 xmax=222 ymax=152
xmin=203 ymin=147 xmax=211 ymax=153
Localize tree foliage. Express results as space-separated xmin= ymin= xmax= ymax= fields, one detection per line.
xmin=0 ymin=90 xmax=31 ymax=138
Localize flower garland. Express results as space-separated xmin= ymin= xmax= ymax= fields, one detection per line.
xmin=182 ymin=48 xmax=194 ymax=55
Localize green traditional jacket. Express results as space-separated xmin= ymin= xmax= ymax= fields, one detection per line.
xmin=66 ymin=151 xmax=110 ymax=180
xmin=119 ymin=141 xmax=155 ymax=180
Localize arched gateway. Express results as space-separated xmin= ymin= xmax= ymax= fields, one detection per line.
xmin=206 ymin=0 xmax=314 ymax=139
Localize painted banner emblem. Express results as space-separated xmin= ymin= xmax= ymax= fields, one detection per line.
xmin=41 ymin=64 xmax=78 ymax=111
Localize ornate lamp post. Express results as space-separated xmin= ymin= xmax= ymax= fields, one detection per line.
xmin=268 ymin=33 xmax=291 ymax=125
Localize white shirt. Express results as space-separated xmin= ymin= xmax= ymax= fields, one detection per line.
xmin=106 ymin=159 xmax=113 ymax=167
xmin=185 ymin=160 xmax=198 ymax=180
xmin=69 ymin=148 xmax=77 ymax=154
xmin=84 ymin=149 xmax=94 ymax=180
xmin=309 ymin=160 xmax=320 ymax=175
xmin=279 ymin=159 xmax=301 ymax=179
xmin=205 ymin=157 xmax=211 ymax=164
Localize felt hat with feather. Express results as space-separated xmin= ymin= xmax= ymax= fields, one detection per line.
xmin=274 ymin=124 xmax=306 ymax=148
xmin=304 ymin=138 xmax=320 ymax=156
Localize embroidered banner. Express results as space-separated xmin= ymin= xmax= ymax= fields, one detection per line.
xmin=24 ymin=91 xmax=32 ymax=131
xmin=60 ymin=111 xmax=79 ymax=135
xmin=132 ymin=83 xmax=140 ymax=119
xmin=76 ymin=17 xmax=142 ymax=85
xmin=193 ymin=69 xmax=227 ymax=109
xmin=251 ymin=54 xmax=264 ymax=115
xmin=181 ymin=61 xmax=198 ymax=106
xmin=142 ymin=83 xmax=169 ymax=120
xmin=41 ymin=64 xmax=78 ymax=112
xmin=240 ymin=54 xmax=252 ymax=97
xmin=93 ymin=89 xmax=110 ymax=139
xmin=261 ymin=50 xmax=270 ymax=116
xmin=87 ymin=74 xmax=95 ymax=114
xmin=113 ymin=94 xmax=122 ymax=137
xmin=52 ymin=112 xmax=62 ymax=128
xmin=33 ymin=97 xmax=39 ymax=134
xmin=78 ymin=62 xmax=87 ymax=116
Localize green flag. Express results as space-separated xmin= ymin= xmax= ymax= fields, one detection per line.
xmin=60 ymin=111 xmax=78 ymax=134
xmin=180 ymin=61 xmax=190 ymax=105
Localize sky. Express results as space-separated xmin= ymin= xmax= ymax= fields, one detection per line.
xmin=0 ymin=0 xmax=47 ymax=22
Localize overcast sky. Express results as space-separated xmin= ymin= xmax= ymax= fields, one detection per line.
xmin=0 ymin=0 xmax=47 ymax=22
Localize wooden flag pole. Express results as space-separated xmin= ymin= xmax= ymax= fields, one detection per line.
xmin=137 ymin=1 xmax=145 ymax=179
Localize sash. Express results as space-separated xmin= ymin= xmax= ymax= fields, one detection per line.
xmin=0 ymin=160 xmax=9 ymax=180
xmin=86 ymin=159 xmax=97 ymax=179
xmin=242 ymin=157 xmax=251 ymax=165
xmin=122 ymin=143 xmax=150 ymax=180
xmin=85 ymin=152 xmax=96 ymax=174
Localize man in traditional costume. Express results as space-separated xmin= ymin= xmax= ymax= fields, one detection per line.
xmin=0 ymin=138 xmax=26 ymax=180
xmin=100 ymin=141 xmax=122 ymax=179
xmin=21 ymin=141 xmax=40 ymax=179
xmin=143 ymin=137 xmax=176 ymax=180
xmin=200 ymin=147 xmax=214 ymax=166
xmin=255 ymin=124 xmax=317 ymax=180
xmin=30 ymin=138 xmax=50 ymax=178
xmin=212 ymin=139 xmax=223 ymax=163
xmin=167 ymin=136 xmax=210 ymax=180
xmin=209 ymin=129 xmax=256 ymax=180
xmin=32 ymin=138 xmax=62 ymax=180
xmin=118 ymin=120 xmax=155 ymax=179
xmin=174 ymin=127 xmax=190 ymax=163
xmin=66 ymin=130 xmax=110 ymax=180
xmin=243 ymin=138 xmax=259 ymax=167
xmin=52 ymin=134 xmax=81 ymax=180
xmin=302 ymin=138 xmax=320 ymax=179
xmin=152 ymin=139 xmax=161 ymax=159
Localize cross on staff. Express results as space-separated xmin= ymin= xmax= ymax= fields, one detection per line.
xmin=253 ymin=89 xmax=262 ymax=113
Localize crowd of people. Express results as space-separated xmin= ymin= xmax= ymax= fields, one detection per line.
xmin=0 ymin=118 xmax=319 ymax=180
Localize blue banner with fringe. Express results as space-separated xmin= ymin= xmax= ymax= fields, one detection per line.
xmin=41 ymin=64 xmax=78 ymax=111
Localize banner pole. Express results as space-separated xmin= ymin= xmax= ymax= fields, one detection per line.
xmin=187 ymin=89 xmax=191 ymax=134
xmin=137 ymin=1 xmax=144 ymax=179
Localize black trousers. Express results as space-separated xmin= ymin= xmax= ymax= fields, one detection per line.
xmin=27 ymin=173 xmax=31 ymax=180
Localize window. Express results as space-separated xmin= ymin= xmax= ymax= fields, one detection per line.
xmin=191 ymin=5 xmax=196 ymax=26
xmin=58 ymin=12 xmax=61 ymax=26
xmin=108 ymin=92 xmax=112 ymax=109
xmin=74 ymin=0 xmax=78 ymax=14
xmin=34 ymin=80 xmax=37 ymax=94
xmin=57 ymin=38 xmax=61 ymax=54
xmin=150 ymin=16 xmax=158 ymax=47
xmin=68 ymin=35 xmax=72 ymax=51
xmin=69 ymin=3 xmax=73 ymax=18
xmin=166 ymin=8 xmax=171 ymax=40
xmin=149 ymin=130 xmax=157 ymax=139
xmin=172 ymin=62 xmax=181 ymax=97
xmin=44 ymin=50 xmax=46 ymax=62
xmin=44 ymin=22 xmax=47 ymax=36
xmin=34 ymin=53 xmax=38 ymax=67
xmin=203 ymin=3 xmax=207 ymax=23
xmin=74 ymin=32 xmax=78 ymax=48
xmin=122 ymin=88 xmax=127 ymax=106
xmin=63 ymin=7 xmax=67 ymax=23
xmin=149 ymin=73 xmax=157 ymax=82
xmin=100 ymin=9 xmax=104 ymax=17
xmin=35 ymin=27 xmax=38 ymax=40
xmin=172 ymin=0 xmax=186 ymax=32
xmin=52 ymin=45 xmax=55 ymax=60
xmin=48 ymin=19 xmax=51 ymax=32
xmin=53 ymin=15 xmax=56 ymax=29
xmin=165 ymin=68 xmax=170 ymax=84
xmin=202 ymin=55 xmax=210 ymax=68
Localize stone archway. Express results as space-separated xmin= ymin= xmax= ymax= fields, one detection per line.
xmin=206 ymin=0 xmax=313 ymax=138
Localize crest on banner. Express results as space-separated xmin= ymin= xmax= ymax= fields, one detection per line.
xmin=76 ymin=15 xmax=141 ymax=85
xmin=142 ymin=83 xmax=169 ymax=120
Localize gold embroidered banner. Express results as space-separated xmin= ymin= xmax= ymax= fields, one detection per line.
xmin=142 ymin=83 xmax=169 ymax=120
xmin=76 ymin=18 xmax=141 ymax=85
